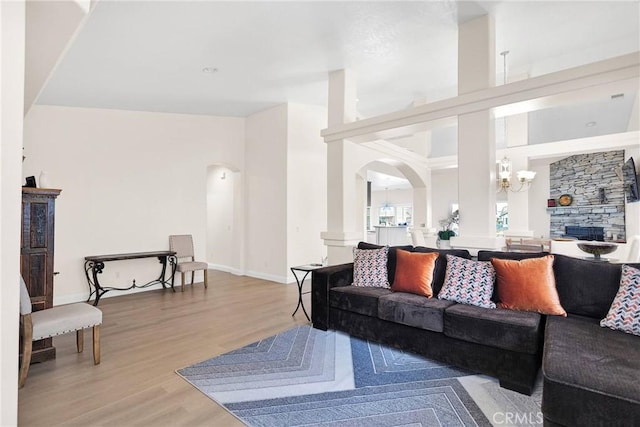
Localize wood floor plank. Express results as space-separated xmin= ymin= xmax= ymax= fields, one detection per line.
xmin=18 ymin=270 xmax=310 ymax=426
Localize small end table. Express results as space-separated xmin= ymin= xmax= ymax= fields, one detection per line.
xmin=291 ymin=264 xmax=324 ymax=321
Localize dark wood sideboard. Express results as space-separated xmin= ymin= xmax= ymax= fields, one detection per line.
xmin=20 ymin=187 xmax=61 ymax=363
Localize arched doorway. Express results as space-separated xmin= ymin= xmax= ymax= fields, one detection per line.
xmin=358 ymin=160 xmax=429 ymax=246
xmin=206 ymin=164 xmax=244 ymax=275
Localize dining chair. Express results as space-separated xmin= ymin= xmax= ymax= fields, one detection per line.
xmin=624 ymin=235 xmax=640 ymax=263
xmin=19 ymin=276 xmax=102 ymax=388
xmin=506 ymin=238 xmax=544 ymax=253
xmin=410 ymin=229 xmax=426 ymax=247
xmin=169 ymin=234 xmax=209 ymax=292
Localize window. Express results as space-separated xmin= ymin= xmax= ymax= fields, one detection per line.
xmin=450 ymin=203 xmax=508 ymax=233
xmin=497 ymin=203 xmax=508 ymax=232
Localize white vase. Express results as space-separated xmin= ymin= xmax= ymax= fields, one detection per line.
xmin=39 ymin=171 xmax=50 ymax=188
xmin=437 ymin=239 xmax=451 ymax=249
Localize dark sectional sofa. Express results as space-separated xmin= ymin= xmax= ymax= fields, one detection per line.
xmin=311 ymin=243 xmax=640 ymax=426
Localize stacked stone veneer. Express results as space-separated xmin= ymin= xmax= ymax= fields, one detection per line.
xmin=549 ymin=150 xmax=626 ymax=241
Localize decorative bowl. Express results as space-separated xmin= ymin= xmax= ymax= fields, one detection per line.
xmin=577 ymin=242 xmax=618 ymax=260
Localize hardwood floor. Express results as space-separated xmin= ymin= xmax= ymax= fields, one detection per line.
xmin=18 ymin=270 xmax=310 ymax=426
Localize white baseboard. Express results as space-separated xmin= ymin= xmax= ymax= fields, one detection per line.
xmin=210 ymin=263 xmax=290 ymax=284
xmin=53 ymin=283 xmax=167 ymax=306
xmin=208 ymin=263 xmax=244 ymax=276
xmin=54 ymin=267 xmax=291 ymax=306
xmin=245 ymin=270 xmax=290 ymax=284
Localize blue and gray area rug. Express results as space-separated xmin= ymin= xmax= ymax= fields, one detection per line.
xmin=177 ymin=325 xmax=542 ymax=426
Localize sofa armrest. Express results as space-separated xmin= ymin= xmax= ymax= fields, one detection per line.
xmin=311 ymin=263 xmax=354 ymax=330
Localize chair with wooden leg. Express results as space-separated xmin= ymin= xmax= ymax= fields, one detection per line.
xmin=169 ymin=234 xmax=209 ymax=292
xmin=19 ymin=276 xmax=102 ymax=388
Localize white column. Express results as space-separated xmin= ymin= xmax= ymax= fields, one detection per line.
xmin=413 ymin=181 xmax=430 ymax=228
xmin=408 ymin=98 xmax=432 ymax=235
xmin=453 ymin=15 xmax=503 ymax=250
xmin=322 ymin=70 xmax=362 ymax=263
xmin=504 ymin=112 xmax=535 ymax=238
xmin=355 ymin=173 xmax=366 ymax=236
xmin=1 ymin=1 xmax=26 ymax=425
xmin=328 ymin=69 xmax=357 ymax=126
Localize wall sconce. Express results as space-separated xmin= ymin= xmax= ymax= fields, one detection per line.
xmin=498 ymin=155 xmax=536 ymax=192
xmin=220 ymin=172 xmax=226 ymax=180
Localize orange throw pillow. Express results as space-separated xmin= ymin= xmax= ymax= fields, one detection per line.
xmin=392 ymin=250 xmax=439 ymax=297
xmin=491 ymin=255 xmax=567 ymax=316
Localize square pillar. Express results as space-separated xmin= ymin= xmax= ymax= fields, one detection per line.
xmin=323 ymin=69 xmax=362 ymax=263
xmin=453 ymin=15 xmax=503 ymax=249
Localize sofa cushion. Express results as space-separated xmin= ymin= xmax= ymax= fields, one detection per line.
xmin=412 ymin=247 xmax=472 ymax=295
xmin=438 ymin=255 xmax=496 ymax=309
xmin=552 ymin=256 xmax=640 ymax=319
xmin=357 ymin=242 xmax=413 ymax=284
xmin=378 ymin=292 xmax=455 ymax=332
xmin=329 ymin=286 xmax=392 ymax=317
xmin=353 ymin=246 xmax=390 ymax=288
xmin=391 ymin=250 xmax=438 ymax=297
xmin=477 ymin=250 xmax=549 ymax=262
xmin=543 ymin=315 xmax=640 ymax=426
xmin=600 ymin=264 xmax=640 ymax=336
xmin=491 ymin=255 xmax=566 ymax=316
xmin=444 ymin=303 xmax=543 ymax=354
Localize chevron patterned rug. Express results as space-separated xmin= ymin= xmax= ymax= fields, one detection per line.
xmin=177 ymin=325 xmax=542 ymax=426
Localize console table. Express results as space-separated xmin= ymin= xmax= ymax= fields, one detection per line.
xmin=84 ymin=251 xmax=177 ymax=306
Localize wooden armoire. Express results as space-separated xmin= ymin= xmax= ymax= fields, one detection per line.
xmin=20 ymin=187 xmax=61 ymax=363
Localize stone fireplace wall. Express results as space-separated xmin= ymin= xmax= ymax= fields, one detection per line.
xmin=548 ymin=150 xmax=626 ymax=241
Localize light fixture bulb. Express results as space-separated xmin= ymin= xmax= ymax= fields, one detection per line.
xmin=517 ymin=170 xmax=536 ymax=182
xmin=499 ymin=156 xmax=512 ymax=181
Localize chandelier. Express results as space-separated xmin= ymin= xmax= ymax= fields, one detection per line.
xmin=497 ymin=50 xmax=536 ymax=193
xmin=498 ymin=155 xmax=536 ymax=192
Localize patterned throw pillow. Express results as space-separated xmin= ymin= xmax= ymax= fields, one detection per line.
xmin=352 ymin=246 xmax=390 ymax=288
xmin=601 ymin=264 xmax=640 ymax=336
xmin=438 ymin=255 xmax=496 ymax=309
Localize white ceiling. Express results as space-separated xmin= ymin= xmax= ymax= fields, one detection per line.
xmin=37 ymin=0 xmax=640 ymax=120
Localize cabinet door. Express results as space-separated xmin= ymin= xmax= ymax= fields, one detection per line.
xmin=20 ymin=189 xmax=60 ymax=363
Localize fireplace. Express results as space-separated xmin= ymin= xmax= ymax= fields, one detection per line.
xmin=563 ymin=226 xmax=605 ymax=241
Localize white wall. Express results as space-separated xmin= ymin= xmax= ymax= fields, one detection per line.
xmin=207 ymin=164 xmax=244 ymax=275
xmin=245 ymin=104 xmax=288 ymax=282
xmin=286 ymin=103 xmax=327 ymax=271
xmin=1 ymin=1 xmax=25 ymax=424
xmin=529 ymin=159 xmax=552 ymax=238
xmin=23 ymin=105 xmax=245 ymax=303
xmin=431 ymin=168 xmax=460 ymax=231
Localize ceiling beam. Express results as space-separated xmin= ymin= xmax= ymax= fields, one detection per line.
xmin=426 ymin=130 xmax=640 ymax=170
xmin=322 ymin=52 xmax=640 ymax=144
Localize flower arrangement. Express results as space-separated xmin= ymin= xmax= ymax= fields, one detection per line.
xmin=438 ymin=210 xmax=459 ymax=240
